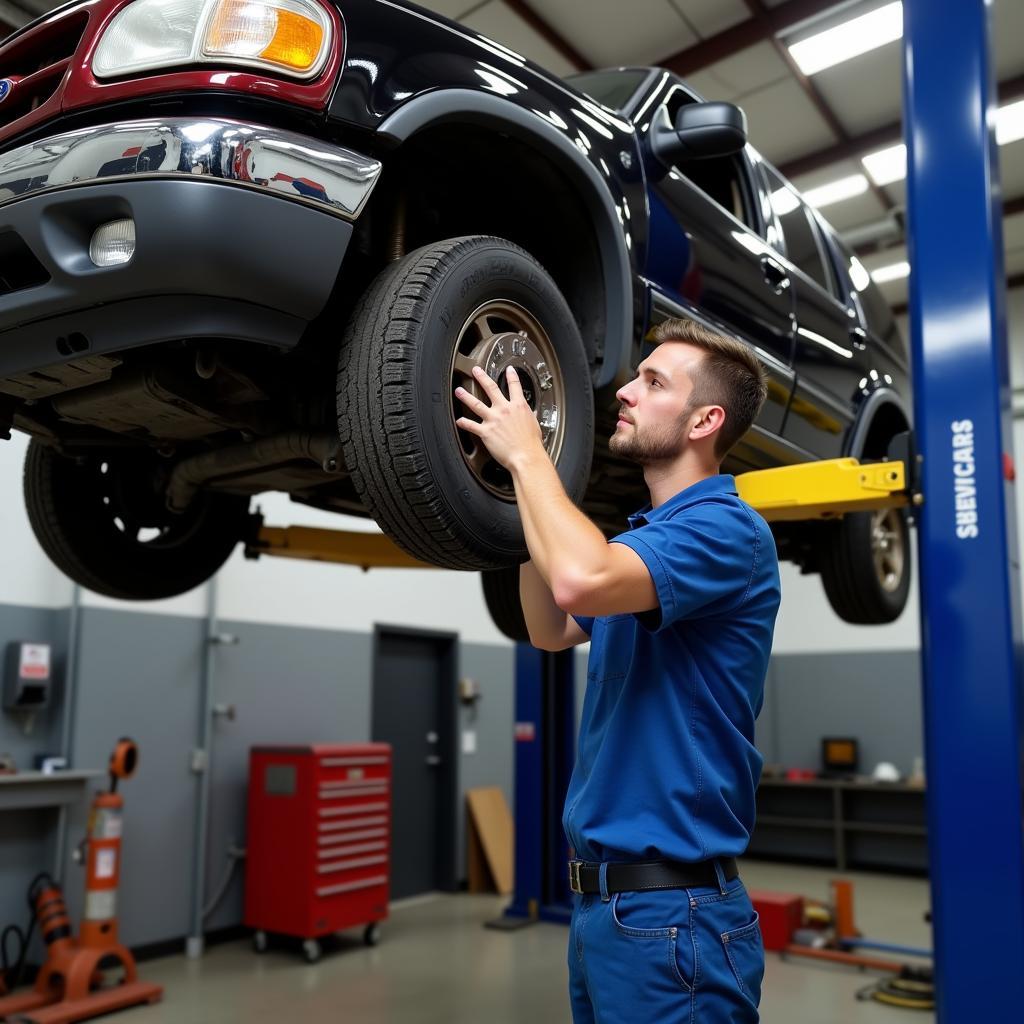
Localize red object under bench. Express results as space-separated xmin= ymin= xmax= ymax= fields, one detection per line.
xmin=748 ymin=890 xmax=804 ymax=952
xmin=244 ymin=744 xmax=392 ymax=945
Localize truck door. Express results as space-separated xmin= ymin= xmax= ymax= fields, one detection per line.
xmin=644 ymin=86 xmax=795 ymax=442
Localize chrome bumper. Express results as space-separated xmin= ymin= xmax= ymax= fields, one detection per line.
xmin=0 ymin=118 xmax=382 ymax=220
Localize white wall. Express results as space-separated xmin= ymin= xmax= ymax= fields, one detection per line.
xmin=3 ymin=288 xmax=1023 ymax=645
xmin=0 ymin=431 xmax=72 ymax=609
xmin=215 ymin=492 xmax=509 ymax=643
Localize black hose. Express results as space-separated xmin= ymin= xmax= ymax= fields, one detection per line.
xmin=3 ymin=872 xmax=58 ymax=991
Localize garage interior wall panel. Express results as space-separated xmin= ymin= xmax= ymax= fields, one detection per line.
xmin=201 ymin=619 xmax=373 ymax=932
xmin=456 ymin=641 xmax=515 ymax=881
xmin=62 ymin=607 xmax=207 ymax=948
xmin=0 ymin=602 xmax=66 ymax=950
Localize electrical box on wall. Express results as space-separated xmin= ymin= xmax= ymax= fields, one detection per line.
xmin=3 ymin=642 xmax=52 ymax=711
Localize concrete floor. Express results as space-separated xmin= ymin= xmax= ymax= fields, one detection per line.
xmin=125 ymin=861 xmax=933 ymax=1024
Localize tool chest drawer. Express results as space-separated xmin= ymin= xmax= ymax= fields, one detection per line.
xmin=244 ymin=744 xmax=391 ymax=952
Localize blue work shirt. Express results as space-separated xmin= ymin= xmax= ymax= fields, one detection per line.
xmin=564 ymin=474 xmax=781 ymax=864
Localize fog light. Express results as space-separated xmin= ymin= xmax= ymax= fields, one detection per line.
xmin=89 ymin=219 xmax=136 ymax=267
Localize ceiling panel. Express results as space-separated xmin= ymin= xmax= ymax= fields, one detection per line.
xmin=539 ymin=0 xmax=696 ymax=68
xmin=809 ymin=43 xmax=903 ymax=137
xmin=1000 ymin=142 xmax=1024 ymax=206
xmin=1005 ymin=211 xmax=1024 ymax=254
xmin=668 ymin=0 xmax=749 ymax=40
xmin=741 ymin=77 xmax=839 ymax=166
xmin=462 ymin=1 xmax=577 ymax=77
xmin=688 ymin=40 xmax=791 ymax=100
xmin=818 ymin=191 xmax=889 ymax=234
xmin=993 ymin=0 xmax=1024 ymax=82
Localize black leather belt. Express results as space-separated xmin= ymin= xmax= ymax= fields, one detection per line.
xmin=568 ymin=857 xmax=739 ymax=896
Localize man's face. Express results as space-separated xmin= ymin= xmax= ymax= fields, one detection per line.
xmin=610 ymin=343 xmax=704 ymax=465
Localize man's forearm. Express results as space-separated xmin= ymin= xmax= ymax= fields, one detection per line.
xmin=511 ymin=450 xmax=610 ymax=604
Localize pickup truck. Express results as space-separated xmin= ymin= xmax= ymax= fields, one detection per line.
xmin=0 ymin=0 xmax=911 ymax=632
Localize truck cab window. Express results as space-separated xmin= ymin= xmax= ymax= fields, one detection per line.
xmin=763 ymin=164 xmax=836 ymax=295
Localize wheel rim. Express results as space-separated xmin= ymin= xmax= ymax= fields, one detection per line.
xmin=450 ymin=299 xmax=566 ymax=500
xmin=871 ymin=508 xmax=905 ymax=594
xmin=89 ymin=456 xmax=212 ymax=550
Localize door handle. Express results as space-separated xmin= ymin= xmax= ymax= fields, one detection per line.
xmin=760 ymin=255 xmax=790 ymax=295
xmin=425 ymin=755 xmax=442 ymax=767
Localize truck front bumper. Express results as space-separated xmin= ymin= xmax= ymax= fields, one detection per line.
xmin=0 ymin=118 xmax=382 ymax=382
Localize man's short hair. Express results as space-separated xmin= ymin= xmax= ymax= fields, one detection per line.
xmin=649 ymin=317 xmax=768 ymax=458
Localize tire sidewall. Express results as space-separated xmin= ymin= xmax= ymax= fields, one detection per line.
xmin=407 ymin=240 xmax=594 ymax=561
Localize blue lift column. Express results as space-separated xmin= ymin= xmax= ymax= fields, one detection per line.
xmin=903 ymin=1 xmax=1024 ymax=1018
xmin=495 ymin=644 xmax=575 ymax=927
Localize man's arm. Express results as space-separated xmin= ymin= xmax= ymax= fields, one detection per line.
xmin=519 ymin=560 xmax=590 ymax=650
xmin=456 ymin=367 xmax=658 ymax=618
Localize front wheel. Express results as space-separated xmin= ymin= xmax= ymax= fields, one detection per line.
xmin=24 ymin=441 xmax=249 ymax=599
xmin=337 ymin=236 xmax=594 ymax=570
xmin=818 ymin=507 xmax=911 ymax=624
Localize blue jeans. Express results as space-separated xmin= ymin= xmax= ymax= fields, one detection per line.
xmin=568 ymin=872 xmax=763 ymax=1023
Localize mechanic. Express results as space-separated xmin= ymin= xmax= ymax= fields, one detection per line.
xmin=455 ymin=316 xmax=781 ymax=1023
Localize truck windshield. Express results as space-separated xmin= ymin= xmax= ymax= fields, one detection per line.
xmin=564 ymin=69 xmax=649 ymax=111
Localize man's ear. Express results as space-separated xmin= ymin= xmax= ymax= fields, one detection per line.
xmin=688 ymin=405 xmax=726 ymax=444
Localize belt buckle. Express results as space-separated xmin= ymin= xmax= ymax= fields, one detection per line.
xmin=568 ymin=860 xmax=583 ymax=895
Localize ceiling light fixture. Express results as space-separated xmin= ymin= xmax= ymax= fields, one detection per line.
xmin=997 ymin=98 xmax=1024 ymax=146
xmin=862 ymin=143 xmax=907 ymax=186
xmin=803 ymin=174 xmax=870 ymax=209
xmin=788 ymin=2 xmax=903 ymax=76
xmin=870 ymin=260 xmax=911 ymax=283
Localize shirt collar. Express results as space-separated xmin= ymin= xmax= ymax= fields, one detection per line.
xmin=627 ymin=474 xmax=738 ymax=529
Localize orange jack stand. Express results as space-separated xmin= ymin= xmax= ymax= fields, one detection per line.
xmin=0 ymin=939 xmax=162 ymax=1024
xmin=0 ymin=740 xmax=163 ymax=1024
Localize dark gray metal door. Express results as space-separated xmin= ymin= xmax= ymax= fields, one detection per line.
xmin=372 ymin=627 xmax=457 ymax=900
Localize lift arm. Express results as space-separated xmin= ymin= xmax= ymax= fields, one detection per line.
xmin=244 ymin=456 xmax=920 ymax=569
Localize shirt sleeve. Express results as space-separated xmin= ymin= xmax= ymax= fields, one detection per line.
xmin=610 ymin=502 xmax=758 ymax=632
xmin=571 ymin=615 xmax=595 ymax=637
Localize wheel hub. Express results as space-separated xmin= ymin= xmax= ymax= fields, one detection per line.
xmin=450 ymin=300 xmax=565 ymax=500
xmin=871 ymin=508 xmax=905 ymax=594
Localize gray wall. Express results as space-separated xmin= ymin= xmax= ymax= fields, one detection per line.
xmin=0 ymin=603 xmax=67 ymax=948
xmin=3 ymin=592 xmax=928 ymax=958
xmin=3 ymin=602 xmax=523 ymax=954
xmin=762 ymin=651 xmax=925 ymax=777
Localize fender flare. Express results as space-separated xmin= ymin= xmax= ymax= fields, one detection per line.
xmin=377 ymin=89 xmax=633 ymax=388
xmin=845 ymin=388 xmax=913 ymax=459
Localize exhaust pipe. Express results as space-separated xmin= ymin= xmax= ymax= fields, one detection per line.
xmin=167 ymin=432 xmax=341 ymax=511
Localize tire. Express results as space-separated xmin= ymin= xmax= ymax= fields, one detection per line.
xmin=363 ymin=923 xmax=380 ymax=947
xmin=337 ymin=236 xmax=594 ymax=570
xmin=818 ymin=507 xmax=911 ymax=624
xmin=302 ymin=939 xmax=321 ymax=964
xmin=482 ymin=565 xmax=530 ymax=643
xmin=24 ymin=441 xmax=249 ymax=600
xmin=252 ymin=931 xmax=268 ymax=954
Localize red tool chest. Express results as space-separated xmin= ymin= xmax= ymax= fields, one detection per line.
xmin=244 ymin=743 xmax=391 ymax=961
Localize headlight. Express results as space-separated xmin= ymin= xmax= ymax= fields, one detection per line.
xmin=92 ymin=0 xmax=332 ymax=80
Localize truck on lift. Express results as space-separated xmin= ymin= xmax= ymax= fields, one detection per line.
xmin=0 ymin=0 xmax=910 ymax=630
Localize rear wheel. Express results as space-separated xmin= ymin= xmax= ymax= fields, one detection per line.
xmin=818 ymin=506 xmax=911 ymax=624
xmin=481 ymin=565 xmax=530 ymax=643
xmin=24 ymin=441 xmax=249 ymax=599
xmin=337 ymin=235 xmax=594 ymax=570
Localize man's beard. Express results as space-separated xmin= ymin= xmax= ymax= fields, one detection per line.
xmin=609 ymin=409 xmax=690 ymax=465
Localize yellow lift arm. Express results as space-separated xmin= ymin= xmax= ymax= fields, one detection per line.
xmin=244 ymin=457 xmax=918 ymax=570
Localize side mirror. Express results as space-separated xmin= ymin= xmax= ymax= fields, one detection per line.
xmin=651 ymin=101 xmax=748 ymax=166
